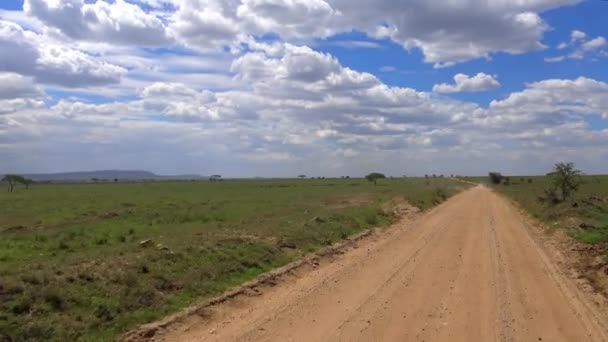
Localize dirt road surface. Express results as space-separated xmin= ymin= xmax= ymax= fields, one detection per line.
xmin=148 ymin=186 xmax=608 ymax=342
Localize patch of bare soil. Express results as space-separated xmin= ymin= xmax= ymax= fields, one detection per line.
xmin=325 ymin=193 xmax=373 ymax=209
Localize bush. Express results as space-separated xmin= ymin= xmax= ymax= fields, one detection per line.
xmin=489 ymin=172 xmax=503 ymax=184
xmin=539 ymin=188 xmax=560 ymax=205
xmin=432 ymin=186 xmax=448 ymax=204
xmin=365 ymin=213 xmax=378 ymax=225
xmin=43 ymin=290 xmax=65 ymax=311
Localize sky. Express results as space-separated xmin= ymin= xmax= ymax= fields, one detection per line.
xmin=0 ymin=0 xmax=607 ymax=177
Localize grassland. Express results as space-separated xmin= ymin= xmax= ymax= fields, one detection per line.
xmin=0 ymin=177 xmax=469 ymax=341
xmin=483 ymin=175 xmax=608 ymax=243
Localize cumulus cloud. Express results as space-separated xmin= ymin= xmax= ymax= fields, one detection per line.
xmin=4 ymin=70 xmax=608 ymax=175
xmin=546 ymin=30 xmax=607 ymax=62
xmin=571 ymin=29 xmax=586 ymax=42
xmin=23 ymin=0 xmax=172 ymax=46
xmin=21 ymin=0 xmax=581 ymax=67
xmin=2 ymin=1 xmax=608 ymax=175
xmin=237 ymin=0 xmax=337 ymax=39
xmin=0 ymin=73 xmax=44 ymax=100
xmin=489 ymin=77 xmax=608 ymax=119
xmin=580 ymin=36 xmax=606 ymax=52
xmin=168 ymin=0 xmax=241 ymax=51
xmin=0 ymin=20 xmax=125 ymax=87
xmin=325 ymin=0 xmax=580 ymax=67
xmin=433 ymin=73 xmax=500 ymax=93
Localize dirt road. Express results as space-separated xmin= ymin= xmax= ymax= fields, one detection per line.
xmin=150 ymin=186 xmax=608 ymax=341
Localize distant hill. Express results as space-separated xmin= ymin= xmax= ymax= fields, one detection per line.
xmin=16 ymin=170 xmax=206 ymax=182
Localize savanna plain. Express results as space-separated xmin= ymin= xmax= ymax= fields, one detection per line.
xmin=0 ymin=177 xmax=466 ymax=341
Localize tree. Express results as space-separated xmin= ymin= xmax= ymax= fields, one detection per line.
xmin=550 ymin=162 xmax=582 ymax=201
xmin=22 ymin=178 xmax=33 ymax=189
xmin=2 ymin=175 xmax=16 ymax=192
xmin=365 ymin=172 xmax=386 ymax=186
xmin=2 ymin=174 xmax=31 ymax=192
xmin=488 ymin=172 xmax=503 ymax=184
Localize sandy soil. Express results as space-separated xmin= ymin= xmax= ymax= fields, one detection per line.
xmin=138 ymin=186 xmax=608 ymax=342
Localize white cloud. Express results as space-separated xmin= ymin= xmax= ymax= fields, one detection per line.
xmin=0 ymin=73 xmax=44 ymax=100
xmin=571 ymin=29 xmax=586 ymax=42
xmin=544 ymin=56 xmax=565 ymax=63
xmin=4 ymin=72 xmax=608 ymax=175
xmin=433 ymin=73 xmax=500 ymax=93
xmin=0 ymin=20 xmax=125 ymax=87
xmin=0 ymin=98 xmax=45 ymax=115
xmin=488 ymin=77 xmax=608 ymax=122
xmin=21 ymin=0 xmax=582 ymax=67
xmin=581 ymin=36 xmax=606 ymax=52
xmin=328 ymin=40 xmax=382 ymax=49
xmin=168 ymin=0 xmax=241 ymax=51
xmin=24 ymin=0 xmax=172 ymax=46
xmin=379 ymin=66 xmax=396 ymax=72
xmin=2 ymin=1 xmax=608 ymax=176
xmin=237 ymin=0 xmax=337 ymax=39
xmin=326 ymin=0 xmax=579 ymax=67
xmin=546 ymin=30 xmax=607 ymax=62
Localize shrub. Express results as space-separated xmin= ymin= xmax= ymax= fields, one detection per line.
xmin=43 ymin=290 xmax=65 ymax=311
xmin=489 ymin=172 xmax=503 ymax=184
xmin=539 ymin=188 xmax=560 ymax=205
xmin=365 ymin=213 xmax=378 ymax=225
xmin=550 ymin=162 xmax=582 ymax=201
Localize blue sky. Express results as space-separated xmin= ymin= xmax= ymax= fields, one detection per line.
xmin=0 ymin=0 xmax=607 ymax=176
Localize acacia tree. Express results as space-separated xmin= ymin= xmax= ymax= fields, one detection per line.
xmin=365 ymin=172 xmax=386 ymax=186
xmin=22 ymin=178 xmax=33 ymax=189
xmin=550 ymin=162 xmax=582 ymax=201
xmin=2 ymin=174 xmax=30 ymax=192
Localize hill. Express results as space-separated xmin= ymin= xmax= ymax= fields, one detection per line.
xmin=14 ymin=170 xmax=205 ymax=182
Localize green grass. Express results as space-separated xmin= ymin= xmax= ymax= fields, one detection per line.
xmin=0 ymin=178 xmax=469 ymax=341
xmin=573 ymin=225 xmax=608 ymax=244
xmin=482 ymin=175 xmax=608 ymax=241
